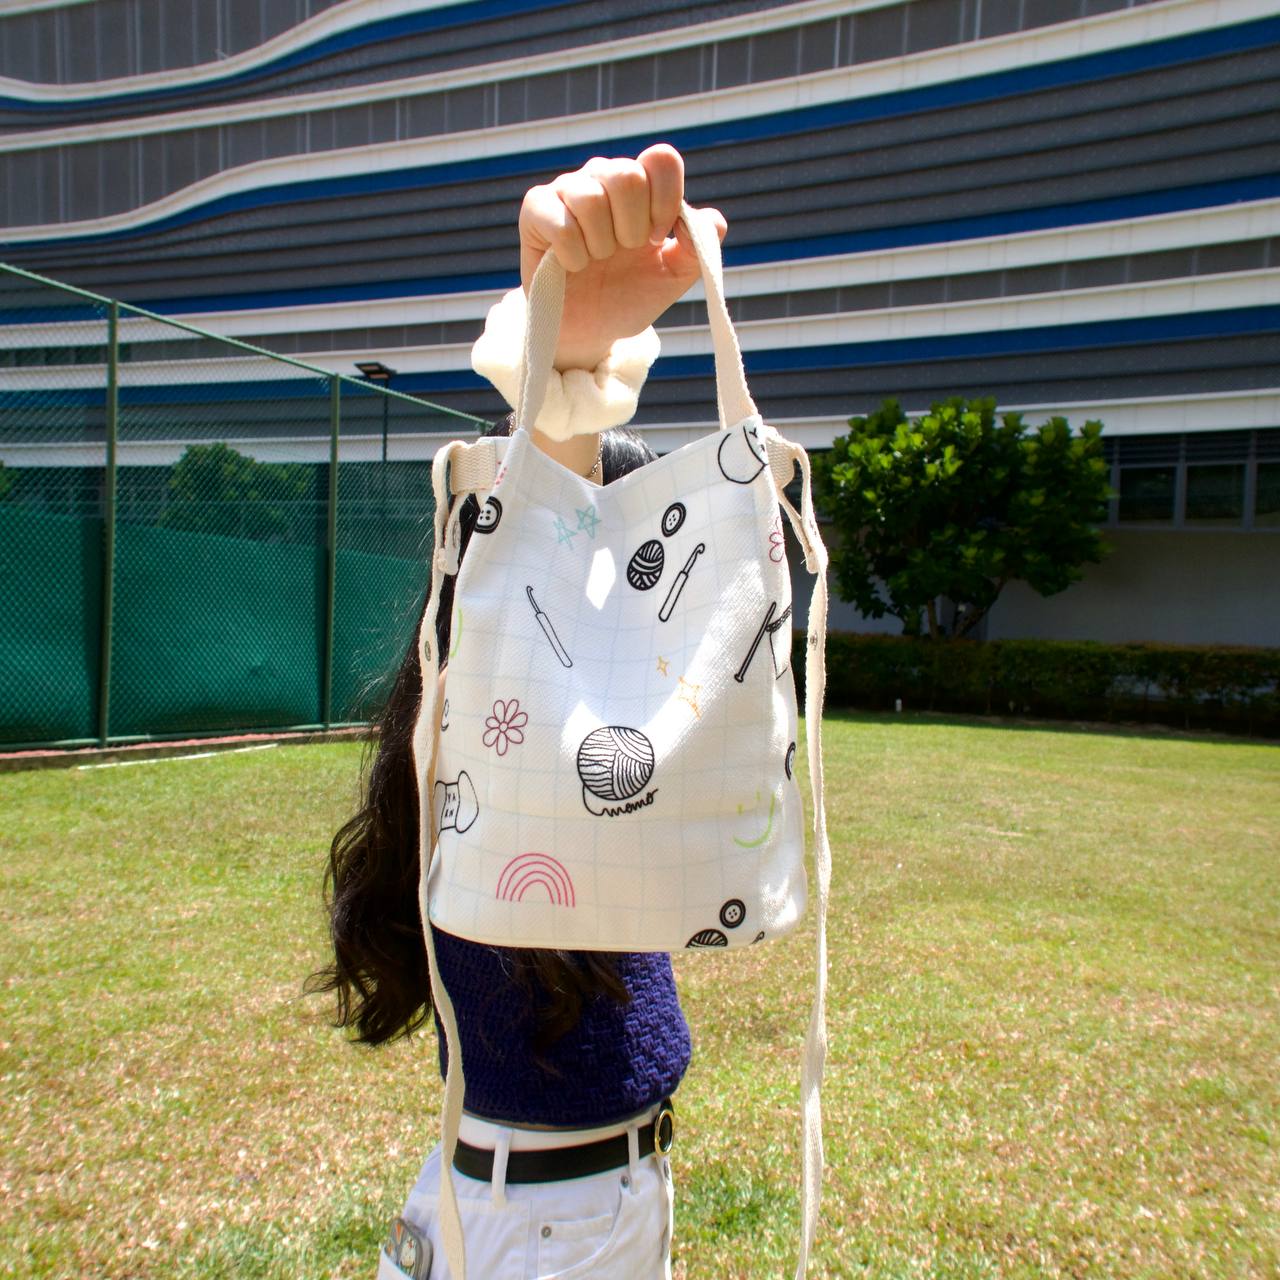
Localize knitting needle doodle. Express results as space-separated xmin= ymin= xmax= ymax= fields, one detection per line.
xmin=735 ymin=599 xmax=793 ymax=682
xmin=526 ymin=586 xmax=572 ymax=667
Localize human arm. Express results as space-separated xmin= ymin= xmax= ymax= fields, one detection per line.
xmin=472 ymin=144 xmax=727 ymax=473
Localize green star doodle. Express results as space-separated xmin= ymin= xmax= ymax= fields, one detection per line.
xmin=575 ymin=506 xmax=601 ymax=539
xmin=554 ymin=515 xmax=578 ymax=546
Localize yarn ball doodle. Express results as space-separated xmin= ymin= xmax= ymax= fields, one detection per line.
xmin=719 ymin=899 xmax=746 ymax=929
xmin=660 ymin=502 xmax=686 ymax=537
xmin=687 ymin=929 xmax=729 ymax=948
xmin=785 ymin=741 xmax=796 ymax=779
xmin=626 ymin=539 xmax=665 ymax=591
xmin=577 ymin=726 xmax=655 ymax=803
xmin=473 ymin=496 xmax=502 ymax=533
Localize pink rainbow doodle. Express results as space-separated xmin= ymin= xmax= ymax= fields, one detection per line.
xmin=496 ymin=853 xmax=577 ymax=907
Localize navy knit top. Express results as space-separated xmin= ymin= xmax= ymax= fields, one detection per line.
xmin=431 ymin=924 xmax=692 ymax=1127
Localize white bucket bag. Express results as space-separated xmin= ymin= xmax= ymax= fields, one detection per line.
xmin=411 ymin=198 xmax=832 ymax=1277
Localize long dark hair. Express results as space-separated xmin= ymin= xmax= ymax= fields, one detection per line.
xmin=306 ymin=413 xmax=658 ymax=1052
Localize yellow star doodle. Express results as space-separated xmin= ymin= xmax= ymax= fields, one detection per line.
xmin=676 ymin=675 xmax=701 ymax=719
xmin=656 ymin=656 xmax=670 ymax=676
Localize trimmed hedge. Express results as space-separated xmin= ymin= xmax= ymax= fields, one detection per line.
xmin=792 ymin=632 xmax=1280 ymax=737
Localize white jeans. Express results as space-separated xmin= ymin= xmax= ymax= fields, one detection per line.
xmin=377 ymin=1108 xmax=675 ymax=1279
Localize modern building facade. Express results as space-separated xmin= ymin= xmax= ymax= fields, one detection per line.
xmin=2 ymin=0 xmax=1277 ymax=646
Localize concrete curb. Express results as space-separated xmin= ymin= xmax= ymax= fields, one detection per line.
xmin=0 ymin=725 xmax=376 ymax=773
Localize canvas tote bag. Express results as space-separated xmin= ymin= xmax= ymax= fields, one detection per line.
xmin=410 ymin=199 xmax=832 ymax=1278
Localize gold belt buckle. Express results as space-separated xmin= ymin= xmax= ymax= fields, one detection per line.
xmin=655 ymin=1102 xmax=676 ymax=1155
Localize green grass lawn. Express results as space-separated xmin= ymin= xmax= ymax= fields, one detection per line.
xmin=2 ymin=713 xmax=1277 ymax=1279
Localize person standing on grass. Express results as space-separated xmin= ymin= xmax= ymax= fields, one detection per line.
xmin=307 ymin=143 xmax=729 ymax=1278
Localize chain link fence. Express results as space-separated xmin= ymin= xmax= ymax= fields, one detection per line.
xmin=0 ymin=263 xmax=492 ymax=750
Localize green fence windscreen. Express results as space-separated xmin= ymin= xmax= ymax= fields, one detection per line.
xmin=0 ymin=264 xmax=491 ymax=750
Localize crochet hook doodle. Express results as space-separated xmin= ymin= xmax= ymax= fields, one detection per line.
xmin=658 ymin=542 xmax=705 ymax=622
xmin=527 ymin=585 xmax=572 ymax=667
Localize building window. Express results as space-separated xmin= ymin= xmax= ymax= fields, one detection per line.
xmin=1257 ymin=462 xmax=1280 ymax=529
xmin=1185 ymin=463 xmax=1245 ymax=526
xmin=1104 ymin=429 xmax=1279 ymax=531
xmin=1118 ymin=466 xmax=1175 ymax=523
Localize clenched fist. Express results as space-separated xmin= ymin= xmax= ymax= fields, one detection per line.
xmin=518 ymin=143 xmax=728 ymax=373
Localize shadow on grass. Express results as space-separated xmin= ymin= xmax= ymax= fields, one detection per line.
xmin=679 ymin=1162 xmax=796 ymax=1243
xmin=820 ymin=706 xmax=1276 ymax=748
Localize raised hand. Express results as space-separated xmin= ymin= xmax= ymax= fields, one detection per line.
xmin=518 ymin=143 xmax=728 ymax=372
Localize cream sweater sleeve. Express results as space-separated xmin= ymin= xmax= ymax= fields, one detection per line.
xmin=470 ymin=285 xmax=661 ymax=441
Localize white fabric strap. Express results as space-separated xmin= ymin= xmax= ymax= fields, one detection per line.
xmin=413 ymin=440 xmax=470 ymax=1280
xmin=520 ymin=197 xmax=758 ymax=434
xmin=441 ymin=437 xmax=501 ymax=499
xmin=771 ymin=436 xmax=831 ymax=1278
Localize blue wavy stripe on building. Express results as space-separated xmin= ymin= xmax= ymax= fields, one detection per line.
xmin=2 ymin=12 xmax=1275 ymax=252
xmin=2 ymin=306 xmax=1276 ymax=406
xmin=3 ymin=171 xmax=1274 ymax=323
xmin=0 ymin=0 xmax=571 ymax=112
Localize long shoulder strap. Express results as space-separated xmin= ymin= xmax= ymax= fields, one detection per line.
xmin=410 ymin=438 xmax=488 ymax=1280
xmin=767 ymin=433 xmax=832 ymax=1279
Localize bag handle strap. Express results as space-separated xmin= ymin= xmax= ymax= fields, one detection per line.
xmin=412 ymin=440 xmax=472 ymax=1279
xmin=518 ymin=197 xmax=758 ymax=435
xmin=768 ymin=435 xmax=832 ymax=1279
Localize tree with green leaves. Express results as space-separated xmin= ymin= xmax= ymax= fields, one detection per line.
xmin=159 ymin=442 xmax=314 ymax=543
xmin=811 ymin=395 xmax=1113 ymax=640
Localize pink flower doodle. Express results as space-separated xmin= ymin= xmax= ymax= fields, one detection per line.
xmin=483 ymin=698 xmax=528 ymax=756
xmin=768 ymin=514 xmax=786 ymax=563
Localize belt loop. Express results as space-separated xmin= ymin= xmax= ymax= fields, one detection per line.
xmin=491 ymin=1128 xmax=511 ymax=1208
xmin=626 ymin=1126 xmax=641 ymax=1192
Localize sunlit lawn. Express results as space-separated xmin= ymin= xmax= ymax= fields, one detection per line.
xmin=2 ymin=712 xmax=1277 ymax=1278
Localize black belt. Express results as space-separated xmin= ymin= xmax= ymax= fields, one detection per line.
xmin=453 ymin=1099 xmax=675 ymax=1185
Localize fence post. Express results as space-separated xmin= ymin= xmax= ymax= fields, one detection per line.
xmin=321 ymin=375 xmax=340 ymax=728
xmin=97 ymin=301 xmax=119 ymax=747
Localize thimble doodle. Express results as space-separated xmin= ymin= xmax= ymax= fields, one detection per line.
xmin=717 ymin=422 xmax=767 ymax=485
xmin=434 ymin=770 xmax=479 ymax=834
xmin=577 ymin=726 xmax=656 ymax=816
